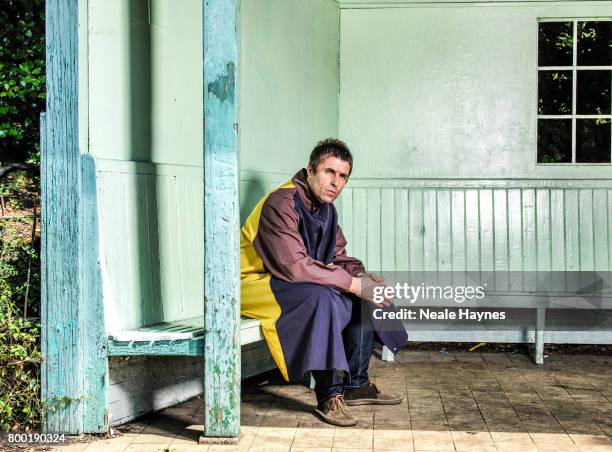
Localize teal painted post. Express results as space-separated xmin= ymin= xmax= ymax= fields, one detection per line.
xmin=81 ymin=155 xmax=108 ymax=432
xmin=201 ymin=0 xmax=241 ymax=440
xmin=42 ymin=0 xmax=82 ymax=433
xmin=42 ymin=0 xmax=107 ymax=433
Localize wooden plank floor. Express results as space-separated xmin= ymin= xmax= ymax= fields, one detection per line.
xmin=45 ymin=350 xmax=612 ymax=451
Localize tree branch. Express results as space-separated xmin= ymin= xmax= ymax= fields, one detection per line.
xmin=0 ymin=163 xmax=35 ymax=180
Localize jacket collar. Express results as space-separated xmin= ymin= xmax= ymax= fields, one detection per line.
xmin=291 ymin=168 xmax=322 ymax=213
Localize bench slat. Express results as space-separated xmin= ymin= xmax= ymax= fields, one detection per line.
xmin=107 ymin=316 xmax=265 ymax=356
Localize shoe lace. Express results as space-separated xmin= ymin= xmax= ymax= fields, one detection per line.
xmin=329 ymin=394 xmax=351 ymax=417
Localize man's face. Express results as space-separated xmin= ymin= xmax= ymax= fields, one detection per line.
xmin=306 ymin=156 xmax=351 ymax=204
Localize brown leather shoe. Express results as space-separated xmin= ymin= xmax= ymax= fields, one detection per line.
xmin=315 ymin=394 xmax=358 ymax=427
xmin=343 ymin=381 xmax=403 ymax=406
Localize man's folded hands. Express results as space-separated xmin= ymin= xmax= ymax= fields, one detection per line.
xmin=349 ymin=274 xmax=394 ymax=307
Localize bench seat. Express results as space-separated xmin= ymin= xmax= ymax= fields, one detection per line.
xmin=107 ymin=316 xmax=265 ymax=357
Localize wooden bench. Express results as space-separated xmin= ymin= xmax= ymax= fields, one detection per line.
xmin=381 ymin=292 xmax=612 ymax=364
xmin=107 ymin=316 xmax=277 ymax=379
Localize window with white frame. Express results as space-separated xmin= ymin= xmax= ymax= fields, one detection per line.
xmin=537 ymin=20 xmax=612 ymax=164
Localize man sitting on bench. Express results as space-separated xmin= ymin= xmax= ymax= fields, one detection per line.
xmin=240 ymin=138 xmax=408 ymax=426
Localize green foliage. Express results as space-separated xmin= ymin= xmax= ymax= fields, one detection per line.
xmin=0 ymin=180 xmax=41 ymax=432
xmin=0 ymin=0 xmax=44 ymax=433
xmin=0 ymin=316 xmax=41 ymax=432
xmin=555 ymin=30 xmax=573 ymax=51
xmin=0 ymin=0 xmax=46 ymax=168
xmin=539 ymin=152 xmax=564 ymax=164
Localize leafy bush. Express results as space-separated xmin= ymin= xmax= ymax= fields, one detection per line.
xmin=0 ymin=316 xmax=41 ymax=432
xmin=0 ymin=0 xmax=45 ymax=433
xmin=0 ymin=177 xmax=41 ymax=432
xmin=0 ymin=0 xmax=46 ymax=168
xmin=0 ymin=192 xmax=41 ymax=433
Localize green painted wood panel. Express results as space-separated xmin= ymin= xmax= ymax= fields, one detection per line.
xmin=339 ymin=182 xmax=612 ymax=283
xmin=352 ymin=188 xmax=368 ymax=265
xmin=395 ymin=189 xmax=410 ymax=271
xmin=108 ymin=337 xmax=205 ymax=356
xmin=550 ymin=189 xmax=566 ymax=290
xmin=536 ymin=189 xmax=552 ymax=291
xmin=96 ymin=161 xmax=204 ymax=331
xmin=480 ymin=190 xmax=494 ymax=276
xmin=579 ymin=190 xmax=595 ymax=271
xmin=81 ymin=155 xmax=109 ymax=432
xmin=367 ymin=188 xmax=382 ymax=272
xmin=565 ymin=190 xmax=580 ymax=271
xmin=340 ymin=183 xmax=354 ymax=253
xmin=423 ymin=190 xmax=437 ymax=271
xmin=135 ymin=176 xmax=152 ymax=323
xmin=203 ymin=0 xmax=241 ymax=438
xmin=507 ymin=189 xmax=523 ymax=291
xmin=437 ymin=190 xmax=452 ymax=272
xmin=408 ymin=190 xmax=424 ymax=275
xmin=493 ymin=189 xmax=509 ymax=291
xmin=522 ymin=189 xmax=537 ymax=294
xmin=593 ymin=190 xmax=609 ymax=271
xmin=465 ymin=190 xmax=479 ymax=272
xmin=381 ymin=188 xmax=395 ymax=271
xmin=451 ymin=190 xmax=465 ymax=284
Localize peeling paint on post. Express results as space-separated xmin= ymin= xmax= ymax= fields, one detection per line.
xmin=42 ymin=0 xmax=83 ymax=433
xmin=202 ymin=0 xmax=241 ymax=440
xmin=42 ymin=0 xmax=107 ymax=433
xmin=81 ymin=154 xmax=108 ymax=432
xmin=207 ymin=62 xmax=236 ymax=104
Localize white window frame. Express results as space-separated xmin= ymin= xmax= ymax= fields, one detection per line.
xmin=537 ymin=18 xmax=612 ymax=165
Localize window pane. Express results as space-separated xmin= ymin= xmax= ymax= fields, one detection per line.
xmin=578 ymin=21 xmax=612 ymax=66
xmin=539 ymin=22 xmax=573 ymax=66
xmin=577 ymin=70 xmax=611 ymax=115
xmin=538 ymin=71 xmax=572 ymax=114
xmin=537 ymin=119 xmax=572 ymax=163
xmin=576 ymin=119 xmax=611 ymax=163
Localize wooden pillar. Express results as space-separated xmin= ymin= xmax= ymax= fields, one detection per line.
xmin=201 ymin=0 xmax=241 ymax=441
xmin=42 ymin=0 xmax=107 ymax=433
xmin=534 ymin=308 xmax=546 ymax=365
xmin=80 ymin=154 xmax=108 ymax=432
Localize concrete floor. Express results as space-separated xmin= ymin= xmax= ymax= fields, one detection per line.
xmin=51 ymin=350 xmax=612 ymax=451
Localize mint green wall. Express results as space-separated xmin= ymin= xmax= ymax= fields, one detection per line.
xmin=86 ymin=0 xmax=612 ymax=330
xmin=339 ymin=2 xmax=612 ymax=179
xmin=336 ymin=1 xmax=612 ymax=274
xmin=88 ymin=0 xmax=202 ymax=166
xmin=239 ymin=0 xmax=340 ymax=220
xmin=89 ymin=0 xmax=341 ymax=329
xmin=97 ymin=161 xmax=203 ymax=331
xmin=87 ymin=0 xmax=204 ymax=331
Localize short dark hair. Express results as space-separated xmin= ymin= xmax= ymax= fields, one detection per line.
xmin=308 ymin=138 xmax=353 ymax=176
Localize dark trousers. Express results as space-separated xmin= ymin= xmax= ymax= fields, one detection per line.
xmin=311 ymin=297 xmax=374 ymax=404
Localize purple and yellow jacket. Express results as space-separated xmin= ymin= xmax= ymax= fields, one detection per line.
xmin=240 ymin=169 xmax=407 ymax=381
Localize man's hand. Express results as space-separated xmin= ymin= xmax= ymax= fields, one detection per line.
xmin=349 ymin=276 xmax=394 ymax=307
xmin=357 ymin=272 xmax=385 ymax=283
